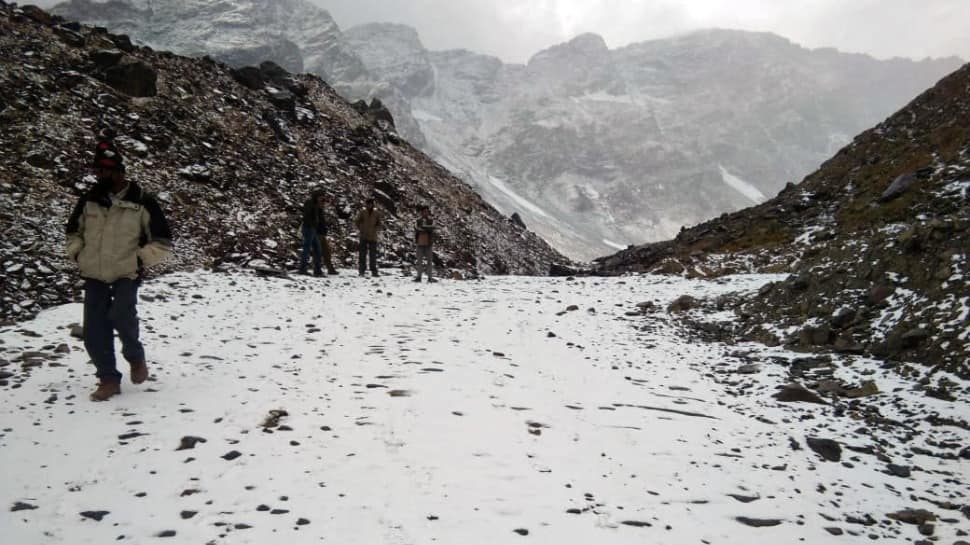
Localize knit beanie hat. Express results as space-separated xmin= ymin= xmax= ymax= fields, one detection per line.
xmin=93 ymin=129 xmax=124 ymax=171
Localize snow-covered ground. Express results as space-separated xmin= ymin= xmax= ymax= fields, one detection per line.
xmin=1 ymin=271 xmax=967 ymax=544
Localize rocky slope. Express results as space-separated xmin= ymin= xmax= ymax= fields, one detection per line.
xmin=0 ymin=3 xmax=567 ymax=322
xmin=46 ymin=0 xmax=964 ymax=259
xmin=46 ymin=0 xmax=423 ymax=139
xmin=595 ymin=63 xmax=970 ymax=377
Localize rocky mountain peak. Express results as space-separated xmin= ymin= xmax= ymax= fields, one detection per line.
xmin=564 ymin=32 xmax=609 ymax=52
xmin=528 ymin=32 xmax=609 ymax=65
xmin=523 ymin=32 xmax=619 ymax=97
xmin=680 ymin=28 xmax=796 ymax=49
xmin=343 ymin=23 xmax=432 ymax=98
xmin=346 ymin=22 xmax=424 ymax=49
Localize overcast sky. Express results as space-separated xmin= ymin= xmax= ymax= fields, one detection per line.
xmin=314 ymin=0 xmax=969 ymax=63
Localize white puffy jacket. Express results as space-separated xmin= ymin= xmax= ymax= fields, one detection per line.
xmin=66 ymin=181 xmax=173 ymax=283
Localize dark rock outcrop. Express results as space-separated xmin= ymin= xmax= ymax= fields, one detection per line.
xmin=879 ymin=173 xmax=917 ymax=202
xmin=806 ymin=437 xmax=842 ymax=462
xmin=352 ymin=98 xmax=395 ymax=128
xmin=103 ymin=57 xmax=157 ymax=97
xmin=774 ymin=384 xmax=827 ymax=404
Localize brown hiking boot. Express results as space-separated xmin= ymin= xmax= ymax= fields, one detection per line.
xmin=90 ymin=381 xmax=121 ymax=401
xmin=130 ymin=360 xmax=148 ymax=384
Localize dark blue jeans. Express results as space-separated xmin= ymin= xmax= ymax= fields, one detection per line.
xmin=299 ymin=224 xmax=322 ymax=273
xmin=83 ymin=278 xmax=144 ymax=382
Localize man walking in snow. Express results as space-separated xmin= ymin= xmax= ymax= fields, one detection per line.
xmin=355 ymin=197 xmax=382 ymax=277
xmin=414 ymin=205 xmax=436 ymax=283
xmin=299 ymin=190 xmax=325 ymax=276
xmin=66 ymin=132 xmax=173 ymax=401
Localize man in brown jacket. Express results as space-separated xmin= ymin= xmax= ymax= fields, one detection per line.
xmin=354 ymin=197 xmax=381 ymax=277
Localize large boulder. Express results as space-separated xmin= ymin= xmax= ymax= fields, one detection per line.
xmin=258 ymin=60 xmax=290 ymax=82
xmin=830 ymin=307 xmax=857 ymax=329
xmin=867 ymin=284 xmax=895 ymax=306
xmin=266 ymin=88 xmax=295 ymax=111
xmin=774 ymin=383 xmax=827 ymax=404
xmin=103 ymin=58 xmax=157 ymax=97
xmin=54 ymin=26 xmax=85 ymax=47
xmin=879 ymin=173 xmax=916 ymax=202
xmin=110 ymin=33 xmax=135 ymax=53
xmin=230 ymin=66 xmax=263 ymax=90
xmin=353 ymin=98 xmax=396 ymax=128
xmin=667 ymin=295 xmax=699 ymax=313
xmin=91 ymin=49 xmax=123 ymax=70
xmin=366 ymin=98 xmax=395 ymax=127
xmin=886 ymin=509 xmax=936 ymax=525
xmin=230 ymin=62 xmax=305 ymax=110
xmin=900 ymin=328 xmax=930 ymax=349
xmin=798 ymin=323 xmax=832 ymax=346
xmin=806 ymin=437 xmax=842 ymax=462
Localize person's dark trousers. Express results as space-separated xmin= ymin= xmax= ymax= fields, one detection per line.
xmin=299 ymin=224 xmax=323 ymax=274
xmin=83 ymin=278 xmax=144 ymax=383
xmin=319 ymin=235 xmax=338 ymax=273
xmin=358 ymin=238 xmax=379 ymax=275
xmin=416 ymin=245 xmax=433 ymax=280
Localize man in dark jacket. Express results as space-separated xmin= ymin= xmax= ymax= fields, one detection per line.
xmin=414 ymin=205 xmax=436 ymax=282
xmin=66 ymin=134 xmax=173 ymax=401
xmin=299 ymin=191 xmax=325 ymax=276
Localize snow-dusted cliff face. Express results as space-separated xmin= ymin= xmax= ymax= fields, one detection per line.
xmin=50 ymin=0 xmax=367 ymax=92
xmin=391 ymin=30 xmax=961 ymax=259
xmin=50 ymin=1 xmax=963 ymax=258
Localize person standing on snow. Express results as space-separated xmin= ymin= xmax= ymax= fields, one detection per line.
xmin=413 ymin=205 xmax=436 ymax=283
xmin=66 ymin=131 xmax=173 ymax=401
xmin=354 ymin=197 xmax=382 ymax=277
xmin=299 ymin=191 xmax=325 ymax=276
